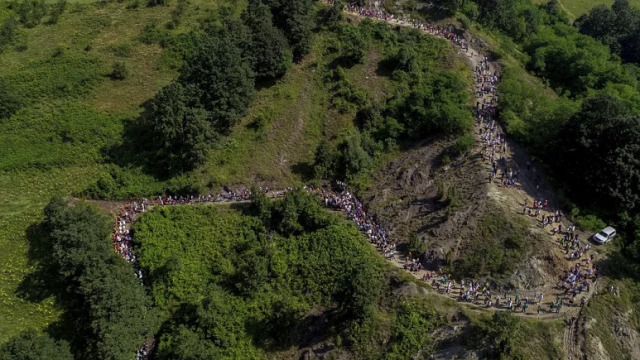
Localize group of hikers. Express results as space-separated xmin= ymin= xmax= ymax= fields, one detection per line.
xmin=313 ymin=185 xmax=397 ymax=260
xmin=345 ymin=0 xmax=601 ymax=315
xmin=345 ymin=2 xmax=469 ymax=50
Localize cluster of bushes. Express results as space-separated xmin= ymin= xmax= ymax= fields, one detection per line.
xmin=0 ymin=198 xmax=158 ymax=360
xmin=576 ymin=0 xmax=640 ymax=65
xmin=451 ymin=209 xmax=528 ymax=279
xmin=313 ymin=17 xmax=472 ymax=182
xmin=139 ymin=0 xmax=313 ymax=176
xmin=0 ymin=330 xmax=73 ymax=360
xmin=0 ymin=17 xmax=18 ymax=52
xmin=7 ymin=0 xmax=67 ymax=28
xmin=130 ymin=189 xmax=448 ymax=358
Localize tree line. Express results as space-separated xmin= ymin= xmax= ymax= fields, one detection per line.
xmin=140 ymin=0 xmax=314 ymax=176
xmin=0 ymin=199 xmax=158 ymax=360
xmin=576 ymin=0 xmax=640 ymax=65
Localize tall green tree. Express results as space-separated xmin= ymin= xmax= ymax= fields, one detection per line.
xmin=576 ymin=0 xmax=640 ymax=63
xmin=559 ymin=95 xmax=640 ymax=213
xmin=242 ymin=0 xmax=292 ymax=80
xmin=0 ymin=330 xmax=73 ymax=360
xmin=264 ymin=0 xmax=314 ymax=61
xmin=148 ymin=82 xmax=214 ymax=175
xmin=43 ymin=198 xmax=158 ymax=360
xmin=337 ymin=23 xmax=367 ymax=65
xmin=179 ymin=30 xmax=255 ymax=132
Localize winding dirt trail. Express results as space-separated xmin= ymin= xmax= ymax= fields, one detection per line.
xmin=93 ymin=5 xmax=600 ymax=357
xmin=93 ymin=5 xmax=598 ymax=322
xmin=341 ymin=6 xmax=599 ymax=356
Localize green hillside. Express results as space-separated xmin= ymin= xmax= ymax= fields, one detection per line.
xmin=2 ymin=0 xmax=640 ymax=358
xmin=0 ymin=0 xmax=464 ymax=344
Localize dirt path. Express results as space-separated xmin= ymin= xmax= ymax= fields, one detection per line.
xmin=342 ymin=8 xmax=601 ymax=327
xmin=565 ymin=313 xmax=584 ymax=360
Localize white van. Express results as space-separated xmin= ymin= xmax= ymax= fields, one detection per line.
xmin=592 ymin=226 xmax=616 ymax=245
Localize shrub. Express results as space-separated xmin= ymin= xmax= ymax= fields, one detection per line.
xmin=110 ymin=61 xmax=128 ymax=80
xmin=570 ymin=208 xmax=607 ymax=232
xmin=170 ymin=0 xmax=188 ymax=27
xmin=47 ymin=0 xmax=67 ymax=25
xmin=451 ymin=133 xmax=475 ymax=157
xmin=451 ymin=210 xmax=527 ymax=279
xmin=147 ymin=0 xmax=167 ymax=6
xmin=0 ymin=18 xmax=18 ymax=51
xmin=0 ymin=330 xmax=73 ymax=360
xmin=52 ymin=46 xmax=64 ymax=57
xmin=138 ymin=22 xmax=169 ymax=44
xmin=0 ymin=79 xmax=21 ymax=119
xmin=111 ymin=42 xmax=132 ymax=57
xmin=18 ymin=0 xmax=47 ymax=28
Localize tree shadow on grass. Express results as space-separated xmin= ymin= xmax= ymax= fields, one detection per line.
xmin=291 ymin=161 xmax=315 ymax=182
xmin=251 ymin=307 xmax=341 ymax=353
xmin=102 ymin=99 xmax=159 ymax=176
xmin=15 ymin=223 xmax=59 ymax=303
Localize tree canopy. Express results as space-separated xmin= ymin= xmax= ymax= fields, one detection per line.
xmin=242 ymin=0 xmax=292 ymax=80
xmin=576 ymin=0 xmax=640 ymax=64
xmin=0 ymin=330 xmax=73 ymax=360
xmin=558 ymin=95 xmax=640 ymax=214
xmin=264 ymin=0 xmax=315 ymax=60
xmin=147 ymin=82 xmax=214 ymax=175
xmin=40 ymin=198 xmax=158 ymax=360
xmin=178 ymin=29 xmax=255 ymax=132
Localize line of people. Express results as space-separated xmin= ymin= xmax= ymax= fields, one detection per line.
xmin=347 ymin=1 xmax=601 ymax=315
xmin=312 ymin=185 xmax=397 ymax=260
xmin=345 ymin=3 xmax=469 ymax=49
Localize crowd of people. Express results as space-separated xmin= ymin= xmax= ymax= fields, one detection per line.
xmin=312 ymin=185 xmax=398 ymax=260
xmin=342 ymin=1 xmax=602 ymax=316
xmin=345 ymin=3 xmax=468 ymax=49
xmin=106 ymin=10 xmax=604 ymax=360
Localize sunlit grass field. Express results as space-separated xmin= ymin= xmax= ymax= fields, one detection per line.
xmin=0 ymin=0 xmax=223 ymax=342
xmin=0 ymin=0 xmax=395 ymax=342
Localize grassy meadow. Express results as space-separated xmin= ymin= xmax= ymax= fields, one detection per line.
xmin=0 ymin=0 xmax=411 ymax=342
xmin=0 ymin=0 xmax=239 ymax=342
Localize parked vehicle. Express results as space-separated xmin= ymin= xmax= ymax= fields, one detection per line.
xmin=592 ymin=226 xmax=616 ymax=244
